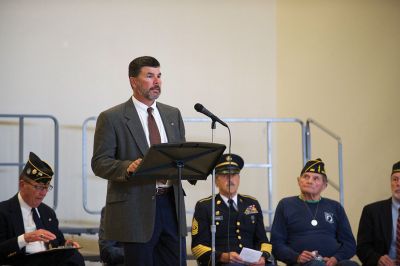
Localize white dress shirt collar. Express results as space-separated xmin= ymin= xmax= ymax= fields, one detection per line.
xmin=131 ymin=95 xmax=157 ymax=111
xmin=220 ymin=194 xmax=238 ymax=209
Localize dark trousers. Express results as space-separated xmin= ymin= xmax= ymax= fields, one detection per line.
xmin=293 ymin=260 xmax=359 ymax=266
xmin=3 ymin=249 xmax=85 ymax=266
xmin=123 ymin=191 xmax=187 ymax=266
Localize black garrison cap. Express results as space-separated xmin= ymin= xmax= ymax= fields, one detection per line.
xmin=21 ymin=152 xmax=54 ymax=184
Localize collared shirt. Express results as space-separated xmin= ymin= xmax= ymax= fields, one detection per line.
xmin=17 ymin=193 xmax=46 ymax=253
xmin=220 ymin=194 xmax=238 ymax=211
xmin=389 ymin=198 xmax=400 ymax=259
xmin=131 ymin=96 xmax=170 ymax=188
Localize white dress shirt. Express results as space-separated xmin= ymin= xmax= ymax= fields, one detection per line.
xmin=17 ymin=193 xmax=46 ymax=253
xmin=220 ymin=194 xmax=238 ymax=211
xmin=132 ymin=96 xmax=171 ymax=188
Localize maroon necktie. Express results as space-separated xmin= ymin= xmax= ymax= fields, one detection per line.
xmin=147 ymin=107 xmax=166 ymax=184
xmin=147 ymin=107 xmax=161 ymax=146
xmin=397 ymin=207 xmax=400 ymax=265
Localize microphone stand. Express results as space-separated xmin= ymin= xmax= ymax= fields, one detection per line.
xmin=210 ymin=119 xmax=231 ymax=266
xmin=210 ymin=121 xmax=216 ymax=266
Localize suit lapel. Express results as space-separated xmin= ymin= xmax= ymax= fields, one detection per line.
xmin=157 ymin=103 xmax=177 ymax=142
xmin=383 ymin=198 xmax=393 ymax=247
xmin=39 ymin=204 xmax=51 ymax=230
xmin=237 ymin=195 xmax=245 ymax=218
xmin=9 ymin=194 xmax=25 ymax=236
xmin=215 ymin=194 xmax=225 ymax=213
xmin=124 ymin=99 xmax=149 ymax=155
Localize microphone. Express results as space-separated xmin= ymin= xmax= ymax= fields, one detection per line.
xmin=194 ymin=103 xmax=228 ymax=128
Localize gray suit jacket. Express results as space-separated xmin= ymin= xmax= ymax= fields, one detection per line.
xmin=91 ymin=99 xmax=187 ymax=243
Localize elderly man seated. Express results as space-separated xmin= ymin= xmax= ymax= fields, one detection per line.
xmin=0 ymin=152 xmax=84 ymax=266
xmin=271 ymin=158 xmax=358 ymax=266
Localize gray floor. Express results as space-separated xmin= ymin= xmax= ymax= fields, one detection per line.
xmin=73 ymin=233 xmax=199 ymax=266
xmin=84 ymin=262 xmax=198 ymax=266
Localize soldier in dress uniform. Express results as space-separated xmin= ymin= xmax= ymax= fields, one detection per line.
xmin=191 ymin=153 xmax=272 ymax=266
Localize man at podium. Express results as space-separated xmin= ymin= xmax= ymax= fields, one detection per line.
xmin=191 ymin=153 xmax=272 ymax=265
xmin=92 ymin=56 xmax=193 ymax=265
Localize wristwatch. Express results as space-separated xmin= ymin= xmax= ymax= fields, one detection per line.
xmin=261 ymin=251 xmax=270 ymax=259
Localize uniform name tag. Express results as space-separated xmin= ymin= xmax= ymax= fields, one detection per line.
xmin=215 ymin=216 xmax=223 ymax=221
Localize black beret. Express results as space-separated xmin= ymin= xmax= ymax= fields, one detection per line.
xmin=215 ymin=153 xmax=244 ymax=175
xmin=21 ymin=152 xmax=54 ymax=184
xmin=392 ymin=161 xmax=400 ymax=175
xmin=300 ymin=158 xmax=327 ymax=178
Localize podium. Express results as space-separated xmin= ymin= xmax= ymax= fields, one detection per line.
xmin=132 ymin=142 xmax=226 ymax=180
xmin=131 ymin=142 xmax=226 ymax=265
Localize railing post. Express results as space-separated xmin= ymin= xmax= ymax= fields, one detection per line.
xmin=0 ymin=114 xmax=59 ymax=209
xmin=306 ymin=119 xmax=344 ymax=206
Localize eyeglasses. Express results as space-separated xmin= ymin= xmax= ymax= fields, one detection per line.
xmin=23 ymin=179 xmax=53 ymax=192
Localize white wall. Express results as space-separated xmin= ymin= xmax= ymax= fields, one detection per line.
xmin=276 ymin=0 xmax=400 ymax=241
xmin=0 ymin=0 xmax=276 ymax=224
xmin=2 ymin=2 xmax=398 ymax=253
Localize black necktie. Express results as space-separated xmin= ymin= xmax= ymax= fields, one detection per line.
xmin=228 ymin=199 xmax=237 ymax=212
xmin=32 ymin=208 xmax=44 ymax=229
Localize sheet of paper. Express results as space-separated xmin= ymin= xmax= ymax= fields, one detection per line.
xmin=239 ymin=247 xmax=262 ymax=264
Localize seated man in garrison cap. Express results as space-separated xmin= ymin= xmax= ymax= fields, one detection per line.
xmin=271 ymin=158 xmax=357 ymax=266
xmin=357 ymin=161 xmax=400 ymax=266
xmin=191 ymin=153 xmax=272 ymax=266
xmin=0 ymin=152 xmax=84 ymax=266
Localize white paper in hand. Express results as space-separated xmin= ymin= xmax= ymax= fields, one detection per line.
xmin=239 ymin=247 xmax=262 ymax=264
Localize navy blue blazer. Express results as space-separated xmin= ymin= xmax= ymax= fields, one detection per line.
xmin=0 ymin=194 xmax=65 ymax=263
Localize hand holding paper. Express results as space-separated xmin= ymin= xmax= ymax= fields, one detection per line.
xmin=239 ymin=247 xmax=262 ymax=264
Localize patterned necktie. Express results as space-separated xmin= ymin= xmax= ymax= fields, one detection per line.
xmin=147 ymin=107 xmax=166 ymax=184
xmin=397 ymin=207 xmax=400 ymax=265
xmin=228 ymin=199 xmax=237 ymax=212
xmin=32 ymin=208 xmax=44 ymax=229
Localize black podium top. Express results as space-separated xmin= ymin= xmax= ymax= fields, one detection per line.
xmin=131 ymin=142 xmax=226 ymax=180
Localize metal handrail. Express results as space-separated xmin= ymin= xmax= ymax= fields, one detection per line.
xmin=82 ymin=116 xmax=98 ymax=214
xmin=306 ymin=118 xmax=344 ymax=205
xmin=0 ymin=114 xmax=59 ymax=209
xmin=184 ymin=117 xmax=306 ymax=227
xmin=82 ymin=116 xmax=306 ymax=228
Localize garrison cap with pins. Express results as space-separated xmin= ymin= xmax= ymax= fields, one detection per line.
xmin=22 ymin=152 xmax=54 ymax=185
xmin=300 ymin=158 xmax=327 ymax=178
xmin=392 ymin=161 xmax=400 ymax=175
xmin=215 ymin=153 xmax=244 ymax=175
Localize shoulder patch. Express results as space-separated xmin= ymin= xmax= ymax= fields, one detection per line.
xmin=199 ymin=195 xmax=212 ymax=203
xmin=241 ymin=194 xmax=258 ymax=201
xmin=192 ymin=217 xmax=199 ymax=235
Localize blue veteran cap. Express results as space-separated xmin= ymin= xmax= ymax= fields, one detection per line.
xmin=301 ymin=158 xmax=327 ymax=178
xmin=392 ymin=161 xmax=400 ymax=176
